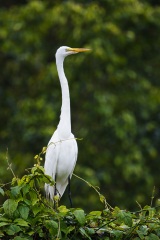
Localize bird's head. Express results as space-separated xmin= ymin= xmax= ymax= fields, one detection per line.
xmin=55 ymin=46 xmax=90 ymax=59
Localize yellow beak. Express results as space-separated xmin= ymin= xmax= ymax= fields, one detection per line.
xmin=66 ymin=47 xmax=91 ymax=53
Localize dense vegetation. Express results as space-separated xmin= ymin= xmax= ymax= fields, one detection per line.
xmin=0 ymin=0 xmax=160 ymax=214
xmin=0 ymin=153 xmax=160 ymax=239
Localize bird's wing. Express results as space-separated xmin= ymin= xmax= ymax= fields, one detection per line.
xmin=44 ymin=129 xmax=60 ymax=199
xmin=70 ymin=134 xmax=78 ymax=178
xmin=54 ymin=134 xmax=78 ymax=197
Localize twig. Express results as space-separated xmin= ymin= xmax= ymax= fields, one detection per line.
xmin=6 ymin=148 xmax=16 ymax=178
xmin=150 ymin=186 xmax=155 ymax=207
xmin=73 ymin=173 xmax=113 ymax=210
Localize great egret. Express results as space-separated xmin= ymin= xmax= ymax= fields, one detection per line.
xmin=44 ymin=46 xmax=90 ymax=205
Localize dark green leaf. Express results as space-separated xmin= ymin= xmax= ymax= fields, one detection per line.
xmin=11 ymin=186 xmax=22 ymax=198
xmin=22 ymin=184 xmax=30 ymax=196
xmin=29 ymin=190 xmax=38 ymax=205
xmin=3 ymin=199 xmax=18 ymax=216
xmin=0 ymin=222 xmax=9 ymax=227
xmin=18 ymin=205 xmax=29 ymax=219
xmin=14 ymin=237 xmax=28 ymax=240
xmin=117 ymin=210 xmax=132 ymax=227
xmin=5 ymin=224 xmax=21 ymax=235
xmin=146 ymin=233 xmax=160 ymax=240
xmin=14 ymin=218 xmax=29 ymax=227
xmin=73 ymin=209 xmax=86 ymax=226
xmin=79 ymin=227 xmax=91 ymax=240
xmin=89 ymin=211 xmax=101 ymax=216
xmin=0 ymin=187 xmax=4 ymax=196
xmin=32 ymin=204 xmax=41 ymax=216
xmin=65 ymin=226 xmax=75 ymax=235
xmin=86 ymin=227 xmax=95 ymax=235
xmin=45 ymin=220 xmax=58 ymax=236
xmin=112 ymin=229 xmax=124 ymax=238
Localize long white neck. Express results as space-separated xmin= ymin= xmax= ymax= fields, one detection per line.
xmin=56 ymin=56 xmax=71 ymax=138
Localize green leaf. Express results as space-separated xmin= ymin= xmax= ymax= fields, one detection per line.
xmin=143 ymin=205 xmax=151 ymax=210
xmin=0 ymin=217 xmax=11 ymax=222
xmin=146 ymin=233 xmax=160 ymax=240
xmin=136 ymin=225 xmax=148 ymax=239
xmin=0 ymin=187 xmax=4 ymax=196
xmin=14 ymin=218 xmax=29 ymax=227
xmin=117 ymin=210 xmax=132 ymax=227
xmin=73 ymin=209 xmax=86 ymax=226
xmin=45 ymin=220 xmax=58 ymax=236
xmin=37 ymin=165 xmax=45 ymax=173
xmin=65 ymin=226 xmax=75 ymax=235
xmin=136 ymin=230 xmax=145 ymax=239
xmin=11 ymin=186 xmax=22 ymax=198
xmin=3 ymin=199 xmax=18 ymax=216
xmin=87 ymin=211 xmax=101 ymax=221
xmin=32 ymin=204 xmax=41 ymax=216
xmin=58 ymin=205 xmax=69 ymax=214
xmin=18 ymin=205 xmax=29 ymax=219
xmin=45 ymin=220 xmax=58 ymax=229
xmin=79 ymin=227 xmax=91 ymax=240
xmin=29 ymin=190 xmax=38 ymax=205
xmin=24 ymin=199 xmax=31 ymax=206
xmin=22 ymin=184 xmax=30 ymax=196
xmin=0 ymin=222 xmax=10 ymax=227
xmin=113 ymin=206 xmax=121 ymax=216
xmin=5 ymin=224 xmax=21 ymax=235
xmin=112 ymin=229 xmax=124 ymax=238
xmin=99 ymin=194 xmax=105 ymax=203
xmin=143 ymin=205 xmax=156 ymax=218
xmin=89 ymin=211 xmax=102 ymax=216
xmin=14 ymin=237 xmax=28 ymax=240
xmin=42 ymin=174 xmax=55 ymax=184
xmin=149 ymin=208 xmax=156 ymax=218
xmin=86 ymin=227 xmax=95 ymax=235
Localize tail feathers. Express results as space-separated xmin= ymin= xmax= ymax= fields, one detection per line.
xmin=45 ymin=181 xmax=68 ymax=201
xmin=45 ymin=183 xmax=60 ymax=200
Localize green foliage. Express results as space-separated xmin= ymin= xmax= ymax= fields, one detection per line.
xmin=0 ymin=156 xmax=160 ymax=239
xmin=0 ymin=0 xmax=160 ymax=211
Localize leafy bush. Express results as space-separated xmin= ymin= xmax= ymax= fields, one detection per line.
xmin=1 ymin=0 xmax=160 ymax=211
xmin=0 ymin=149 xmax=160 ymax=239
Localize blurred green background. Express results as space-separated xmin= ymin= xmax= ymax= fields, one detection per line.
xmin=0 ymin=0 xmax=160 ymax=211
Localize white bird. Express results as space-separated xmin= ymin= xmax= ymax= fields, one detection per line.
xmin=44 ymin=46 xmax=90 ymax=205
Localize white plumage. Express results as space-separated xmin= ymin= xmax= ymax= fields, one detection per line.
xmin=45 ymin=130 xmax=78 ymax=199
xmin=44 ymin=46 xmax=89 ymax=201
